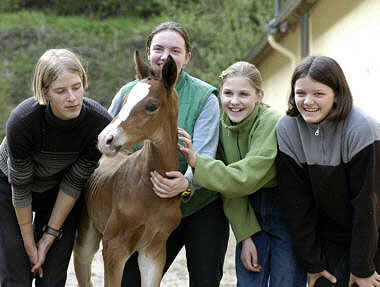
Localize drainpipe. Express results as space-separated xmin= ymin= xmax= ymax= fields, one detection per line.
xmin=274 ymin=0 xmax=281 ymax=18
xmin=300 ymin=13 xmax=309 ymax=58
xmin=267 ymin=34 xmax=297 ymax=70
xmin=266 ymin=0 xmax=297 ymax=70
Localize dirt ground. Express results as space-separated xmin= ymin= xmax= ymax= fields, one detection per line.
xmin=65 ymin=229 xmax=237 ymax=286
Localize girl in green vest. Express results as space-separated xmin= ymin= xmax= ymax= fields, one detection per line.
xmin=108 ymin=21 xmax=229 ymax=286
xmin=168 ymin=61 xmax=307 ymax=286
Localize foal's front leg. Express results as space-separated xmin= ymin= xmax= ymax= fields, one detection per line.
xmin=102 ymin=239 xmax=130 ymax=287
xmin=138 ymin=240 xmax=167 ymax=287
xmin=102 ymin=216 xmax=135 ymax=287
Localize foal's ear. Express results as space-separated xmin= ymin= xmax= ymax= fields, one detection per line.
xmin=162 ymin=55 xmax=177 ymax=90
xmin=134 ymin=50 xmax=150 ymax=80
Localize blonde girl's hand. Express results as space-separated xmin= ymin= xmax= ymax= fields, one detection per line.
xmin=177 ymin=128 xmax=197 ymax=168
xmin=240 ymin=237 xmax=262 ymax=272
xmin=349 ymin=271 xmax=380 ymax=287
xmin=25 ymin=242 xmax=43 ymax=278
xmin=307 ymin=270 xmax=336 ymax=287
xmin=31 ymin=232 xmax=56 ymax=276
xmin=20 ymin=229 xmax=43 ymax=278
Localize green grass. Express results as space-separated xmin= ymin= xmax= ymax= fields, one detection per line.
xmin=0 ymin=10 xmax=152 ymax=35
xmin=0 ymin=10 xmax=160 ymax=138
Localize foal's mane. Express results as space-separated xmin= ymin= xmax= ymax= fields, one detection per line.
xmin=88 ymin=151 xmax=131 ymax=197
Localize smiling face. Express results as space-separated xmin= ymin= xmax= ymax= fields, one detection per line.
xmin=147 ymin=30 xmax=191 ymax=78
xmin=294 ymin=76 xmax=335 ymax=123
xmin=220 ymin=76 xmax=263 ymax=124
xmin=46 ymin=71 xmax=84 ymax=120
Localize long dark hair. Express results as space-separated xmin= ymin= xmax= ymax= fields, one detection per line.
xmin=287 ymin=56 xmax=353 ymax=121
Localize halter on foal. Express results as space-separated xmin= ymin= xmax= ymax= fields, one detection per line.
xmin=74 ymin=52 xmax=182 ymax=287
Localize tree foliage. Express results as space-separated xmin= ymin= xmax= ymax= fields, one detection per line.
xmin=0 ymin=0 xmax=274 ymax=138
xmin=160 ymin=0 xmax=273 ymax=87
xmin=0 ymin=0 xmax=163 ymax=18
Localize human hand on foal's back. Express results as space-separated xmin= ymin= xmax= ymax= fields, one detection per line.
xmin=177 ymin=128 xmax=197 ymax=168
xmin=151 ymin=170 xmax=189 ymax=198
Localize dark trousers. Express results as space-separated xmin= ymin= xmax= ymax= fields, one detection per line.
xmin=121 ymin=197 xmax=230 ymax=287
xmin=0 ymin=174 xmax=82 ymax=287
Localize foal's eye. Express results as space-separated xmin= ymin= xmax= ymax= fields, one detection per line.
xmin=145 ymin=103 xmax=158 ymax=112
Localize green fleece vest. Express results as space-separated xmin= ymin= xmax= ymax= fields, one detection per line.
xmin=117 ymin=71 xmax=220 ymax=217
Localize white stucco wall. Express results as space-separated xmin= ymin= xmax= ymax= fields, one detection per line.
xmin=255 ymin=27 xmax=301 ymax=115
xmin=252 ymin=0 xmax=380 ymax=120
xmin=310 ymin=0 xmax=380 ymax=120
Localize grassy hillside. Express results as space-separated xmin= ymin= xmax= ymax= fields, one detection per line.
xmin=0 ymin=1 xmax=273 ymax=138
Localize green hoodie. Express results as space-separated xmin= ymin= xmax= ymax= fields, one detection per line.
xmin=194 ymin=103 xmax=280 ymax=242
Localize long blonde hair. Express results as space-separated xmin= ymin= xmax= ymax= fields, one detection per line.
xmin=33 ymin=49 xmax=87 ymax=105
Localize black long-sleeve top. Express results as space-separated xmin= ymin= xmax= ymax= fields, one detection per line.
xmin=276 ymin=107 xmax=380 ymax=278
xmin=0 ymin=97 xmax=112 ymax=208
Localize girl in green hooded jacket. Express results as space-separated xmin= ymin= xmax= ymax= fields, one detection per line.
xmin=155 ymin=61 xmax=306 ymax=286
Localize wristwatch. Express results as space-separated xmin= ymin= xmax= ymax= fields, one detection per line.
xmin=181 ymin=178 xmax=193 ymax=201
xmin=43 ymin=225 xmax=63 ymax=240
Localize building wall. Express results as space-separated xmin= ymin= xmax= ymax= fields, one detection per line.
xmin=310 ymin=0 xmax=380 ymax=120
xmin=256 ymin=27 xmax=300 ymax=113
xmin=252 ymin=0 xmax=380 ymax=119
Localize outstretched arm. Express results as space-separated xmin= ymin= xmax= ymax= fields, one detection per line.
xmin=179 ymin=110 xmax=279 ymax=199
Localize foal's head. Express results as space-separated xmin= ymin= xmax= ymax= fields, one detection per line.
xmin=98 ymin=51 xmax=178 ymax=156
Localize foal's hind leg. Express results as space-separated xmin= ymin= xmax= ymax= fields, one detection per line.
xmin=73 ymin=207 xmax=102 ymax=287
xmin=138 ymin=240 xmax=167 ymax=287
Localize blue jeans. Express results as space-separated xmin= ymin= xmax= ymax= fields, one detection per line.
xmin=236 ymin=188 xmax=306 ymax=287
